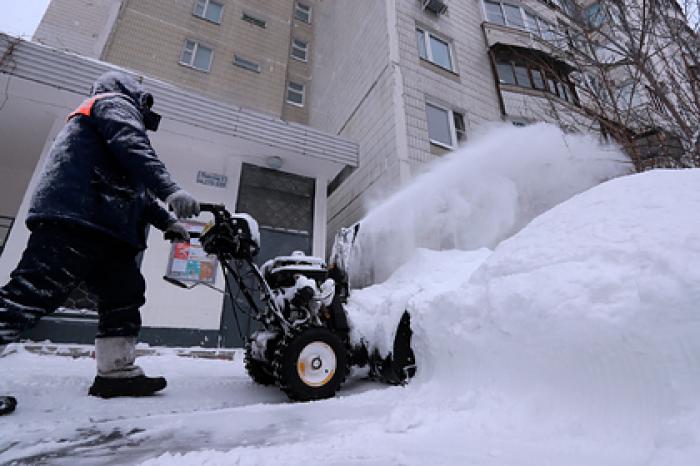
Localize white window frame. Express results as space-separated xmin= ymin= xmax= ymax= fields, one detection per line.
xmin=295 ymin=2 xmax=312 ymax=23
xmin=179 ymin=39 xmax=214 ymax=72
xmin=483 ymin=0 xmax=506 ymax=25
xmin=482 ymin=1 xmax=556 ymax=41
xmin=193 ymin=0 xmax=224 ymax=24
xmin=502 ymin=3 xmax=526 ymax=29
xmin=286 ymin=81 xmax=305 ymax=107
xmin=425 ymin=101 xmax=464 ymax=149
xmin=291 ymin=38 xmax=309 ymax=62
xmin=416 ymin=27 xmax=455 ymax=72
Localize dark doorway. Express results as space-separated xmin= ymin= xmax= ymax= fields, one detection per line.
xmin=219 ymin=163 xmax=316 ymax=347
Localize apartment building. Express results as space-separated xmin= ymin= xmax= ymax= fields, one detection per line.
xmin=29 ymin=0 xmax=697 ymax=234
xmin=311 ymin=0 xmax=585 ymax=246
xmin=34 ymin=0 xmax=315 ymax=123
xmin=6 ymin=0 xmax=684 ymax=346
xmin=34 ymin=0 xmax=620 ymax=246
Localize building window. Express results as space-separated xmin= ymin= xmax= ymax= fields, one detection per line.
xmin=242 ymin=12 xmax=266 ymax=28
xmin=513 ymin=64 xmax=531 ymax=87
xmin=484 ymin=1 xmax=506 ymax=25
xmin=416 ymin=28 xmax=454 ymax=71
xmin=524 ymin=11 xmax=541 ymax=36
xmin=234 ymin=55 xmax=261 ymax=73
xmin=496 ymin=62 xmax=516 ymax=84
xmin=327 ymin=165 xmax=355 ymax=196
xmin=287 ymin=81 xmax=305 ymax=106
xmin=193 ymin=0 xmax=223 ymax=24
xmin=539 ymin=20 xmax=558 ymax=41
xmin=531 ymin=68 xmax=545 ymax=89
xmin=502 ymin=4 xmax=525 ymax=29
xmin=295 ymin=2 xmax=312 ymax=23
xmin=484 ymin=1 xmax=558 ymax=42
xmin=180 ymin=39 xmax=214 ymax=72
xmin=425 ymin=102 xmax=465 ymax=149
xmin=291 ymin=38 xmax=309 ymax=61
xmin=495 ymin=54 xmax=578 ymax=105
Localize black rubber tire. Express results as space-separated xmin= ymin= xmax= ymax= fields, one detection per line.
xmin=272 ymin=326 xmax=348 ymax=402
xmin=244 ymin=340 xmax=275 ymax=386
xmin=0 ymin=396 xmax=17 ymax=416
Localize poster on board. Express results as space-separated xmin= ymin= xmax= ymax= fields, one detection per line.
xmin=165 ymin=220 xmax=217 ymax=284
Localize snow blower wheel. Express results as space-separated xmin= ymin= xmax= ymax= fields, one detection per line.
xmin=273 ymin=327 xmax=348 ymax=402
xmin=244 ymin=340 xmax=276 ymax=386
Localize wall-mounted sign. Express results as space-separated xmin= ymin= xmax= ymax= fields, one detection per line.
xmin=196 ymin=171 xmax=228 ymax=188
xmin=165 ymin=220 xmax=217 ymax=284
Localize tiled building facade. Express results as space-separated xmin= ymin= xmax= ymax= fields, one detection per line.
xmin=35 ymin=0 xmax=315 ymax=123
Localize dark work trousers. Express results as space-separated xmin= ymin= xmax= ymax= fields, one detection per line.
xmin=0 ymin=222 xmax=145 ymax=339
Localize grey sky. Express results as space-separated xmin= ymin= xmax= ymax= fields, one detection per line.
xmin=0 ymin=0 xmax=51 ymax=38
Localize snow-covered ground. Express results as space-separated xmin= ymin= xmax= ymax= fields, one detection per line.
xmin=2 ymin=125 xmax=699 ymax=465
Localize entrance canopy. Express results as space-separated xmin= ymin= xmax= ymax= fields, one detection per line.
xmin=0 ymin=33 xmax=358 ymax=181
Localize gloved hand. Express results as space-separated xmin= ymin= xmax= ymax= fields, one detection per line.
xmin=163 ymin=221 xmax=190 ymax=243
xmin=166 ymin=190 xmax=200 ymax=219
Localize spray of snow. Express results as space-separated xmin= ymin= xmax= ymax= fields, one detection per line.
xmin=340 ymin=123 xmax=631 ymax=287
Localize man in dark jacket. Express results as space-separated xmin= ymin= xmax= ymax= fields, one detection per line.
xmin=0 ymin=71 xmax=199 ymax=398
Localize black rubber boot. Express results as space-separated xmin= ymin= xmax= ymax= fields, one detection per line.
xmin=88 ymin=375 xmax=167 ymax=399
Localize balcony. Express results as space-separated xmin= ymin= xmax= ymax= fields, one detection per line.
xmin=482 ymin=21 xmax=575 ymax=71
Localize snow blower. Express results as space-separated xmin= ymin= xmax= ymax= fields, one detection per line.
xmin=164 ymin=203 xmax=415 ymax=402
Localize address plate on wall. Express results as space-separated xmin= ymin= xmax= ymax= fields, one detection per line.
xmin=196 ymin=171 xmax=228 ymax=188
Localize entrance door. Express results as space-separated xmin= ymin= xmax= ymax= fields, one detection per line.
xmin=219 ymin=163 xmax=315 ymax=347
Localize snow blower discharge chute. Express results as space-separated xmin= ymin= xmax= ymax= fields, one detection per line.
xmin=164 ymin=203 xmax=416 ymax=402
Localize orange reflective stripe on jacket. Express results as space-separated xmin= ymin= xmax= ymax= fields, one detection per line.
xmin=67 ymin=92 xmax=122 ymax=121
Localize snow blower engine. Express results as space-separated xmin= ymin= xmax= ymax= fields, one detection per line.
xmin=165 ymin=203 xmax=415 ymax=401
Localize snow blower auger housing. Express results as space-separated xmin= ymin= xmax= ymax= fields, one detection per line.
xmin=165 ymin=203 xmax=415 ymax=402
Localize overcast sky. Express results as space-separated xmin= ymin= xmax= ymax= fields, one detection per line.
xmin=0 ymin=0 xmax=51 ymax=38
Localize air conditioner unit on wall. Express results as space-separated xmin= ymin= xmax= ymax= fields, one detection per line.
xmin=422 ymin=0 xmax=447 ymax=15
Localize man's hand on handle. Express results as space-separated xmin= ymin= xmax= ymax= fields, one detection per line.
xmin=164 ymin=222 xmax=190 ymax=243
xmin=166 ymin=190 xmax=200 ymax=219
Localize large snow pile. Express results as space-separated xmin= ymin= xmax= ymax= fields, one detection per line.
xmin=348 ymin=168 xmax=700 ymax=464
xmin=340 ymin=123 xmax=631 ymax=286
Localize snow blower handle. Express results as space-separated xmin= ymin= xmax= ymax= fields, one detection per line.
xmin=199 ymin=203 xmax=227 ymax=215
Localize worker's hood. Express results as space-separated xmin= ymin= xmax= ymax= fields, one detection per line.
xmin=90 ymin=71 xmax=161 ymax=131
